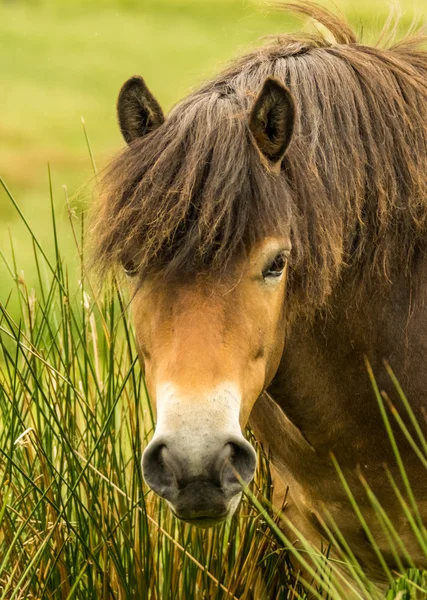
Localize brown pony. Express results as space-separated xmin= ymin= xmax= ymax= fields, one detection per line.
xmin=93 ymin=1 xmax=427 ymax=587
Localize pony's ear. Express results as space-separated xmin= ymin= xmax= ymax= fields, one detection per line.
xmin=117 ymin=76 xmax=164 ymax=144
xmin=249 ymin=77 xmax=295 ymax=165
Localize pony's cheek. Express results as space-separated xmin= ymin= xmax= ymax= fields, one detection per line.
xmin=247 ymin=304 xmax=286 ymax=386
xmin=264 ymin=342 xmax=286 ymax=389
xmin=239 ymin=363 xmax=268 ymax=428
xmin=251 ymin=315 xmax=286 ymax=391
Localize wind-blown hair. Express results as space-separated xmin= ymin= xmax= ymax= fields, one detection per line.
xmin=93 ymin=2 xmax=427 ymax=311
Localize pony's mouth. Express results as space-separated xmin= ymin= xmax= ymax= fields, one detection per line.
xmin=171 ymin=509 xmax=230 ymax=528
xmin=165 ymin=487 xmax=243 ymax=528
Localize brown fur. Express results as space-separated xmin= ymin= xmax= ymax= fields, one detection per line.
xmin=93 ymin=2 xmax=427 ymax=318
xmin=93 ymin=2 xmax=427 ymax=587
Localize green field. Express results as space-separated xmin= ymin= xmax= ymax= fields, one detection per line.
xmin=1 ymin=1 xmax=427 ymax=598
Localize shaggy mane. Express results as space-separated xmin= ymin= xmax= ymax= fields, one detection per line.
xmin=92 ymin=1 xmax=427 ymax=310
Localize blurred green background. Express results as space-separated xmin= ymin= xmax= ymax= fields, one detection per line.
xmin=1 ymin=0 xmax=426 ymax=297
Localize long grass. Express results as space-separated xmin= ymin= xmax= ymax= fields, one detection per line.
xmin=0 ymin=164 xmax=302 ymax=598
xmin=1 ymin=152 xmax=427 ymax=598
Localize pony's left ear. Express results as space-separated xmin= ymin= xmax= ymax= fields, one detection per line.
xmin=249 ymin=77 xmax=295 ymax=166
xmin=117 ymin=76 xmax=165 ymax=144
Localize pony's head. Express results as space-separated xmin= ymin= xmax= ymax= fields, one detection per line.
xmin=93 ymin=0 xmax=427 ymax=527
xmin=97 ymin=74 xmax=297 ymax=525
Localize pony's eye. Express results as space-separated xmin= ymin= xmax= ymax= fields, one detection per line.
xmin=122 ymin=259 xmax=138 ymax=278
xmin=262 ymin=251 xmax=289 ymax=279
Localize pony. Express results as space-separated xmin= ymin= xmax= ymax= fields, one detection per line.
xmin=92 ymin=1 xmax=427 ymax=587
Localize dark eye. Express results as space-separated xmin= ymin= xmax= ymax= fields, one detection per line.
xmin=262 ymin=251 xmax=289 ymax=279
xmin=122 ymin=258 xmax=138 ymax=277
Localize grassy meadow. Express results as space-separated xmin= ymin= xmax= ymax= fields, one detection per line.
xmin=1 ymin=0 xmax=427 ymax=598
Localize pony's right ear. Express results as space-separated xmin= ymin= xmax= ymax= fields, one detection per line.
xmin=249 ymin=77 xmax=295 ymax=166
xmin=117 ymin=76 xmax=164 ymax=144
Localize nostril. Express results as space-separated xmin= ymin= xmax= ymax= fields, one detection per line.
xmin=142 ymin=441 xmax=179 ymax=499
xmin=220 ymin=439 xmax=257 ymax=491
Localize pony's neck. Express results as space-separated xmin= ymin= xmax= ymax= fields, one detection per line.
xmin=274 ymin=247 xmax=427 ymax=437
